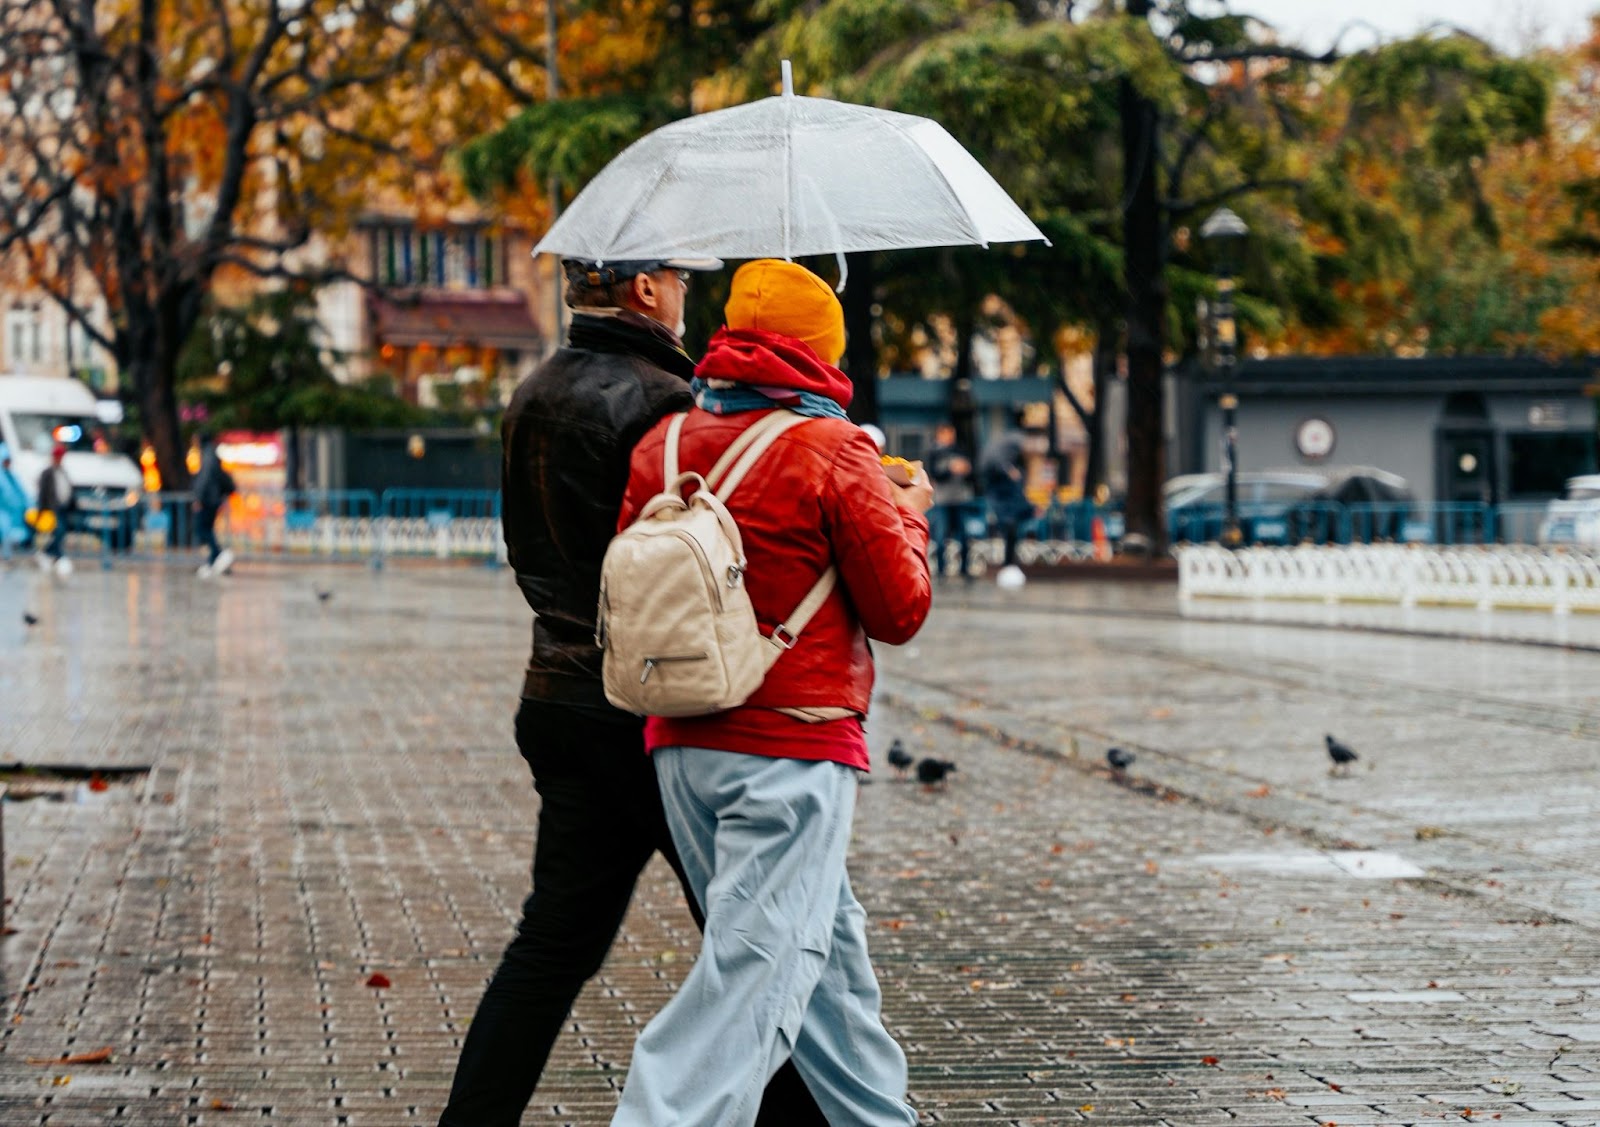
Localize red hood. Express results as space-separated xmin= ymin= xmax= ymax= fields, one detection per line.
xmin=694 ymin=328 xmax=854 ymax=410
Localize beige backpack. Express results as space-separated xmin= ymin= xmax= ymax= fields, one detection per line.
xmin=597 ymin=410 xmax=837 ymax=718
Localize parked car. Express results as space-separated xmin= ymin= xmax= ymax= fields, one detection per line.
xmin=1167 ymin=467 xmax=1414 ymax=545
xmin=1166 ymin=471 xmax=1326 ymax=544
xmin=1287 ymin=465 xmax=1414 ymax=544
xmin=1537 ymin=475 xmax=1600 ymax=547
xmin=0 ymin=375 xmax=144 ymax=550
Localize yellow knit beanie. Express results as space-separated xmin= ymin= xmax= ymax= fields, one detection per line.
xmin=723 ymin=259 xmax=846 ymax=366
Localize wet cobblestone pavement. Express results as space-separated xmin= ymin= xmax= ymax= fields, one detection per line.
xmin=1 ymin=562 xmax=1598 ymax=1125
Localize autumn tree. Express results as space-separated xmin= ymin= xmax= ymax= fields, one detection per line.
xmin=177 ymin=286 xmax=431 ymax=488
xmin=0 ymin=0 xmax=474 ymax=488
xmin=453 ymin=0 xmax=781 ymax=238
xmin=720 ymin=1 xmax=1326 ymax=509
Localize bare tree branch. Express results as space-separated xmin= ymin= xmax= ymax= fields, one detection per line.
xmin=1166 ymin=177 xmax=1303 ymax=216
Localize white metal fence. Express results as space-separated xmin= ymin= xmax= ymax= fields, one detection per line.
xmin=1178 ymin=544 xmax=1600 ymax=614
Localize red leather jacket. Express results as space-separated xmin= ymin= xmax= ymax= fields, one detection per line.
xmin=618 ymin=331 xmax=931 ymax=725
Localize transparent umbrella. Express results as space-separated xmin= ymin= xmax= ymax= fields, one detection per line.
xmin=534 ymin=62 xmax=1047 ymax=274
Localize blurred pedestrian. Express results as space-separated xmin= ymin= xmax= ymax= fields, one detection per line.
xmin=927 ymin=421 xmax=975 ymax=581
xmin=35 ymin=443 xmax=74 ymax=577
xmin=979 ymin=417 xmax=1033 ymax=588
xmin=0 ymin=444 xmax=26 ymax=562
xmin=436 ymin=255 xmax=825 ymax=1127
xmin=191 ymin=433 xmax=235 ymax=578
xmin=611 ymin=258 xmax=932 ymax=1127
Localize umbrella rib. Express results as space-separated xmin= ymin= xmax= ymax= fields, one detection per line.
xmin=882 ymin=118 xmax=987 ymax=248
xmin=783 ymin=98 xmax=794 ymax=260
xmin=593 ymin=132 xmax=701 ymax=265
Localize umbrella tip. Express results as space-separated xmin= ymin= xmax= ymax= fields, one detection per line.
xmin=781 ymin=59 xmax=793 ymax=97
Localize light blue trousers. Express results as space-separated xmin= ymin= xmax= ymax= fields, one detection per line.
xmin=611 ymin=747 xmax=918 ymax=1127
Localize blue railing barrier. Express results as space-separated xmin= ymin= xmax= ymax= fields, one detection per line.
xmin=35 ymin=489 xmax=1597 ymax=568
xmin=1166 ymin=499 xmax=1548 ymax=549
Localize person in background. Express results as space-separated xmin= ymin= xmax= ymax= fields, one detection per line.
xmin=36 ymin=443 xmax=75 ymax=577
xmin=192 ymin=433 xmax=236 ymax=578
xmin=0 ymin=444 xmax=27 ymax=562
xmin=979 ymin=417 xmax=1033 ymax=589
xmin=926 ymin=421 xmax=975 ymax=582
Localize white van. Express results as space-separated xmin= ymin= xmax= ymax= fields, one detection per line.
xmin=1538 ymin=474 xmax=1600 ymax=548
xmin=0 ymin=374 xmax=144 ymax=549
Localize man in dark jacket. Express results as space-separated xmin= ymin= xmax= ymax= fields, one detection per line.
xmin=437 ymin=258 xmax=825 ymax=1127
xmin=926 ymin=421 xmax=975 ymax=581
xmin=36 ymin=443 xmax=75 ymax=575
xmin=191 ymin=433 xmax=235 ymax=578
xmin=979 ymin=419 xmax=1035 ymax=588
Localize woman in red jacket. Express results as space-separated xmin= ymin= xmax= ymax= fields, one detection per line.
xmin=610 ymin=260 xmax=933 ymax=1127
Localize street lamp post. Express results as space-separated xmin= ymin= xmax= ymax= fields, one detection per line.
xmin=546 ymin=0 xmax=564 ymax=358
xmin=1200 ymin=207 xmax=1248 ymax=548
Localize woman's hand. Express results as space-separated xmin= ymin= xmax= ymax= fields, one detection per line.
xmin=890 ymin=468 xmax=935 ymax=514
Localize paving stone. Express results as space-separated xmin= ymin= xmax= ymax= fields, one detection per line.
xmin=3 ymin=564 xmax=1600 ymax=1125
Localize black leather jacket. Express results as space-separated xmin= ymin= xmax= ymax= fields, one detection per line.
xmin=502 ymin=310 xmax=695 ymax=707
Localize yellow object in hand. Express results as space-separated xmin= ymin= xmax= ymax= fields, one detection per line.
xmin=27 ymin=508 xmax=56 ymax=534
xmin=880 ymin=455 xmax=918 ymax=486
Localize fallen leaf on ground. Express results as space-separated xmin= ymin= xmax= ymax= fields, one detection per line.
xmin=1201 ymin=1056 xmax=1220 ymax=1066
xmin=1245 ymin=785 xmax=1272 ymax=799
xmin=27 ymin=1047 xmax=113 ymax=1065
xmin=211 ymin=1099 xmax=237 ymax=1111
xmin=365 ymin=973 xmax=392 ymax=989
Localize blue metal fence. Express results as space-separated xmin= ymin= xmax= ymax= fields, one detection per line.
xmin=1164 ymin=499 xmax=1562 ymax=548
xmin=29 ymin=488 xmax=1592 ymax=569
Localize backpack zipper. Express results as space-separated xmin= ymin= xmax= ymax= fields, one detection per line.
xmin=669 ymin=529 xmax=724 ymax=611
xmin=640 ymin=653 xmax=709 ymax=683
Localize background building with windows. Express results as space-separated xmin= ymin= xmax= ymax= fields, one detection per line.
xmin=1175 ymin=356 xmax=1600 ymax=504
xmin=0 ymin=293 xmax=114 ymax=388
xmin=315 ymin=215 xmax=549 ymax=408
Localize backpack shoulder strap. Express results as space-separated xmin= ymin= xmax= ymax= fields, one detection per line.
xmin=715 ymin=411 xmax=813 ymax=500
xmin=704 ymin=410 xmax=788 ymax=492
xmin=661 ymin=412 xmax=689 ymax=484
xmin=763 ymin=566 xmax=838 ymax=668
xmin=685 ymin=408 xmax=839 ymax=661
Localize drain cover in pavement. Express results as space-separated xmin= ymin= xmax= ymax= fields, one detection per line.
xmin=1185 ymin=849 xmax=1425 ymax=879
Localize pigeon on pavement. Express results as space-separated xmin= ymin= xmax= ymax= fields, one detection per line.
xmin=1106 ymin=747 xmax=1135 ymax=773
xmin=887 ymin=739 xmax=913 ymax=778
xmin=317 ymin=589 xmax=334 ymax=603
xmin=916 ymin=758 xmax=957 ymax=789
xmin=1326 ymin=733 xmax=1359 ymax=776
xmin=23 ymin=612 xmax=39 ymax=627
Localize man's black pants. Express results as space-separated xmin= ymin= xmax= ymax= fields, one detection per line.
xmin=437 ymin=698 xmax=826 ymax=1127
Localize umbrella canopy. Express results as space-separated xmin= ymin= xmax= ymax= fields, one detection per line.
xmin=535 ymin=67 xmax=1046 ymax=265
